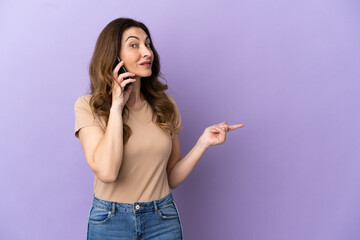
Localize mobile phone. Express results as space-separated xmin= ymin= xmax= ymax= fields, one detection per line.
xmin=114 ymin=57 xmax=132 ymax=91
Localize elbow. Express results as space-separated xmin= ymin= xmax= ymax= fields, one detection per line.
xmin=91 ymin=156 xmax=120 ymax=184
xmin=168 ymin=173 xmax=177 ymax=189
xmin=170 ymin=185 xmax=178 ymax=190
xmin=169 ymin=182 xmax=178 ymax=190
xmin=96 ymin=170 xmax=118 ymax=184
xmin=98 ymin=173 xmax=117 ymax=184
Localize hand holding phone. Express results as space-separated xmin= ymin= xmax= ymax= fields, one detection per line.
xmin=113 ymin=57 xmax=132 ymax=91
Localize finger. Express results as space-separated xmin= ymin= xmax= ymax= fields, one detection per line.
xmin=117 ymin=72 xmax=136 ymax=83
xmin=228 ymin=124 xmax=245 ymax=131
xmin=214 ymin=122 xmax=227 ymax=129
xmin=118 ymin=72 xmax=136 ymax=79
xmin=210 ymin=127 xmax=221 ymax=133
xmin=121 ymin=78 xmax=136 ymax=88
xmin=213 ymin=126 xmax=226 ymax=133
xmin=210 ymin=126 xmax=221 ymax=133
xmin=215 ymin=122 xmax=228 ymax=130
xmin=112 ymin=60 xmax=124 ymax=76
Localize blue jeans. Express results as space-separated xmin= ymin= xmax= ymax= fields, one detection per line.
xmin=86 ymin=191 xmax=184 ymax=239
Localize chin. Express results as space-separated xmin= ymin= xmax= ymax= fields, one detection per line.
xmin=137 ymin=71 xmax=152 ymax=77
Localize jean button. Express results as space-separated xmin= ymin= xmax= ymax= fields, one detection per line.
xmin=135 ymin=204 xmax=140 ymax=210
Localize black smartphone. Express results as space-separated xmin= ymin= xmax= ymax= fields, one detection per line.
xmin=114 ymin=57 xmax=132 ymax=91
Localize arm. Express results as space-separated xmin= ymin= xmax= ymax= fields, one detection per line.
xmin=167 ymin=121 xmax=244 ymax=189
xmin=79 ymin=106 xmax=124 ymax=183
xmin=167 ymin=135 xmax=209 ymax=189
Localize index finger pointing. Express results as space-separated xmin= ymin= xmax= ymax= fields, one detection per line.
xmin=228 ymin=124 xmax=245 ymax=131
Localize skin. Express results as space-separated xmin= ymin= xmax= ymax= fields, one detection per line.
xmin=111 ymin=27 xmax=245 ymax=188
xmin=112 ymin=27 xmax=152 ymax=109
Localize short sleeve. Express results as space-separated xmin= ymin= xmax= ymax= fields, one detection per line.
xmin=166 ymin=94 xmax=183 ymax=135
xmin=74 ymin=95 xmax=102 ymax=139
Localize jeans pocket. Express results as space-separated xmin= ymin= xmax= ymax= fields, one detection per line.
xmin=156 ymin=201 xmax=179 ymax=220
xmin=88 ymin=205 xmax=112 ymax=225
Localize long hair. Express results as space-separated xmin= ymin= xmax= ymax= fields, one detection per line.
xmin=88 ymin=17 xmax=179 ymax=145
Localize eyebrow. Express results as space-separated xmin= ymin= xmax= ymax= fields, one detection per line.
xmin=125 ymin=36 xmax=150 ymax=42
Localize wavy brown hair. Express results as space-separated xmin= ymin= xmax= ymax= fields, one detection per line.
xmin=87 ymin=17 xmax=179 ymax=145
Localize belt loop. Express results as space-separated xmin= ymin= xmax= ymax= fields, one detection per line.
xmin=111 ymin=202 xmax=116 ymax=216
xmin=153 ymin=200 xmax=158 ymax=213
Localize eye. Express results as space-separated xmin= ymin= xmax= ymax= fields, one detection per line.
xmin=130 ymin=43 xmax=138 ymax=48
xmin=146 ymin=43 xmax=151 ymax=48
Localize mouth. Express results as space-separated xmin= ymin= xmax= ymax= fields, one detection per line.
xmin=140 ymin=61 xmax=152 ymax=68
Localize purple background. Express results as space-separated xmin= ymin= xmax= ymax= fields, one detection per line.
xmin=1 ymin=0 xmax=359 ymax=239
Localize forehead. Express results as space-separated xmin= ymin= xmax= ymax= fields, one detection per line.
xmin=122 ymin=27 xmax=149 ymax=41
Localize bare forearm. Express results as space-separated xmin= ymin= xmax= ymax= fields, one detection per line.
xmin=168 ymin=138 xmax=209 ymax=189
xmin=93 ymin=106 xmax=124 ymax=182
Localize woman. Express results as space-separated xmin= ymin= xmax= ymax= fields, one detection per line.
xmin=74 ymin=17 xmax=244 ymax=240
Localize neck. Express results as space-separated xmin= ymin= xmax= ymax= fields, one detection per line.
xmin=127 ymin=75 xmax=144 ymax=105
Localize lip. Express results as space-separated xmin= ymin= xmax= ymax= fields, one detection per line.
xmin=141 ymin=63 xmax=151 ymax=68
xmin=140 ymin=60 xmax=152 ymax=65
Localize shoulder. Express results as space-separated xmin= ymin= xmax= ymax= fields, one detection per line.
xmin=74 ymin=94 xmax=92 ymax=108
xmin=164 ymin=93 xmax=181 ymax=114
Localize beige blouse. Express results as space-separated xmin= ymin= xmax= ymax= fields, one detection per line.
xmin=74 ymin=93 xmax=182 ymax=203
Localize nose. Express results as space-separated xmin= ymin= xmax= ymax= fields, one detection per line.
xmin=141 ymin=45 xmax=152 ymax=58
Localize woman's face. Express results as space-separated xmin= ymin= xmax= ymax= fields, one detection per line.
xmin=119 ymin=27 xmax=153 ymax=78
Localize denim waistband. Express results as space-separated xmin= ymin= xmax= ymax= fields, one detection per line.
xmin=92 ymin=191 xmax=174 ymax=214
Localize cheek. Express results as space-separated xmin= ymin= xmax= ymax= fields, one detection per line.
xmin=119 ymin=53 xmax=136 ymax=64
xmin=119 ymin=51 xmax=126 ymax=60
xmin=119 ymin=48 xmax=133 ymax=59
